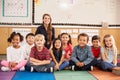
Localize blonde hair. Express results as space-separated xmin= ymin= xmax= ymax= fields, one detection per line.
xmin=34 ymin=34 xmax=45 ymax=45
xmin=103 ymin=34 xmax=117 ymax=57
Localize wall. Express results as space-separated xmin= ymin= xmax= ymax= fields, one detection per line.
xmin=0 ymin=0 xmax=120 ymax=24
xmin=34 ymin=0 xmax=120 ymax=24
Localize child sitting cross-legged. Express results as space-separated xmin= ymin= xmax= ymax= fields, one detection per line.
xmin=25 ymin=34 xmax=55 ymax=72
xmin=50 ymin=38 xmax=69 ymax=71
xmin=100 ymin=34 xmax=120 ymax=75
xmin=22 ymin=33 xmax=35 ymax=60
xmin=1 ymin=32 xmax=27 ymax=71
xmin=70 ymin=33 xmax=97 ymax=71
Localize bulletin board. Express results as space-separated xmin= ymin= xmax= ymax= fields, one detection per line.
xmin=34 ymin=0 xmax=120 ymax=25
xmin=0 ymin=0 xmax=32 ymax=24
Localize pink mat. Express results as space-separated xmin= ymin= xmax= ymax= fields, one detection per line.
xmin=0 ymin=71 xmax=16 ymax=80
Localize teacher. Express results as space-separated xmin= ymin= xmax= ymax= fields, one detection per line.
xmin=35 ymin=13 xmax=55 ymax=49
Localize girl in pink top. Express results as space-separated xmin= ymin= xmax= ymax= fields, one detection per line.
xmin=60 ymin=33 xmax=73 ymax=61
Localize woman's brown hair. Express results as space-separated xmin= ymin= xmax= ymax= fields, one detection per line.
xmin=42 ymin=13 xmax=52 ymax=44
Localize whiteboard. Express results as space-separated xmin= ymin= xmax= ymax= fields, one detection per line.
xmin=0 ymin=0 xmax=32 ymax=24
xmin=34 ymin=0 xmax=120 ymax=24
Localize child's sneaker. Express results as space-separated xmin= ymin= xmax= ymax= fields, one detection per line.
xmin=65 ymin=66 xmax=71 ymax=70
xmin=112 ymin=70 xmax=120 ymax=76
xmin=1 ymin=67 xmax=11 ymax=71
xmin=90 ymin=66 xmax=93 ymax=71
xmin=19 ymin=67 xmax=25 ymax=71
xmin=46 ymin=67 xmax=54 ymax=73
xmin=71 ymin=65 xmax=75 ymax=71
xmin=30 ymin=67 xmax=34 ymax=72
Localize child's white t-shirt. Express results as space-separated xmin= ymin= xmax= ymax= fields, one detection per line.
xmin=22 ymin=43 xmax=34 ymax=59
xmin=7 ymin=46 xmax=25 ymax=63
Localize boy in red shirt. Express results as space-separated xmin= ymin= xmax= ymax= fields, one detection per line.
xmin=25 ymin=34 xmax=54 ymax=72
xmin=91 ymin=35 xmax=101 ymax=60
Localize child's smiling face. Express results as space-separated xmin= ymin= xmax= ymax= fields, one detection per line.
xmin=78 ymin=36 xmax=88 ymax=48
xmin=104 ymin=37 xmax=113 ymax=48
xmin=11 ymin=35 xmax=20 ymax=48
xmin=92 ymin=39 xmax=100 ymax=48
xmin=54 ymin=39 xmax=61 ymax=49
xmin=35 ymin=37 xmax=44 ymax=47
xmin=26 ymin=35 xmax=34 ymax=45
xmin=61 ymin=34 xmax=69 ymax=44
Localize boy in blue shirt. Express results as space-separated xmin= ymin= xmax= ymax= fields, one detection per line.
xmin=70 ymin=33 xmax=97 ymax=71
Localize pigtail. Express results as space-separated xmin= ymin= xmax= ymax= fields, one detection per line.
xmin=7 ymin=32 xmax=16 ymax=43
xmin=17 ymin=32 xmax=24 ymax=42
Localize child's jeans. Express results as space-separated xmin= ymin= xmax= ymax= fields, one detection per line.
xmin=99 ymin=61 xmax=115 ymax=70
xmin=59 ymin=61 xmax=69 ymax=70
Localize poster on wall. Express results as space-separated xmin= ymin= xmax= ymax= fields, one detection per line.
xmin=0 ymin=0 xmax=32 ymax=24
xmin=3 ymin=0 xmax=28 ymax=17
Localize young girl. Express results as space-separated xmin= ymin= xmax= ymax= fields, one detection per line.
xmin=25 ymin=34 xmax=55 ymax=72
xmin=35 ymin=14 xmax=55 ymax=49
xmin=60 ymin=33 xmax=73 ymax=61
xmin=1 ymin=32 xmax=27 ymax=71
xmin=100 ymin=34 xmax=120 ymax=72
xmin=51 ymin=38 xmax=69 ymax=71
xmin=22 ymin=33 xmax=35 ymax=60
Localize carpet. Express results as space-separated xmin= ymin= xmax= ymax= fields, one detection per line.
xmin=12 ymin=71 xmax=55 ymax=80
xmin=89 ymin=67 xmax=120 ymax=80
xmin=54 ymin=70 xmax=97 ymax=80
xmin=0 ymin=71 xmax=16 ymax=80
xmin=0 ymin=60 xmax=16 ymax=80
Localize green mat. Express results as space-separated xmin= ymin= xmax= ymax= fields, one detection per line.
xmin=54 ymin=70 xmax=97 ymax=80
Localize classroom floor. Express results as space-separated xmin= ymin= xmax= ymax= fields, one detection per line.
xmin=0 ymin=54 xmax=120 ymax=80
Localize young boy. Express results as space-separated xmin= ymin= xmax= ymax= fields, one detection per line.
xmin=25 ymin=34 xmax=55 ymax=72
xmin=91 ymin=35 xmax=101 ymax=60
xmin=22 ymin=33 xmax=35 ymax=60
xmin=70 ymin=33 xmax=97 ymax=71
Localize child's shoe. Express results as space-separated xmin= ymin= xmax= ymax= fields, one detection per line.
xmin=90 ymin=66 xmax=94 ymax=71
xmin=87 ymin=66 xmax=94 ymax=71
xmin=19 ymin=67 xmax=25 ymax=71
xmin=1 ymin=67 xmax=11 ymax=71
xmin=30 ymin=67 xmax=34 ymax=72
xmin=71 ymin=65 xmax=75 ymax=71
xmin=46 ymin=67 xmax=54 ymax=73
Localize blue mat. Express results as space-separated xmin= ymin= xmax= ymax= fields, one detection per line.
xmin=12 ymin=71 xmax=55 ymax=80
